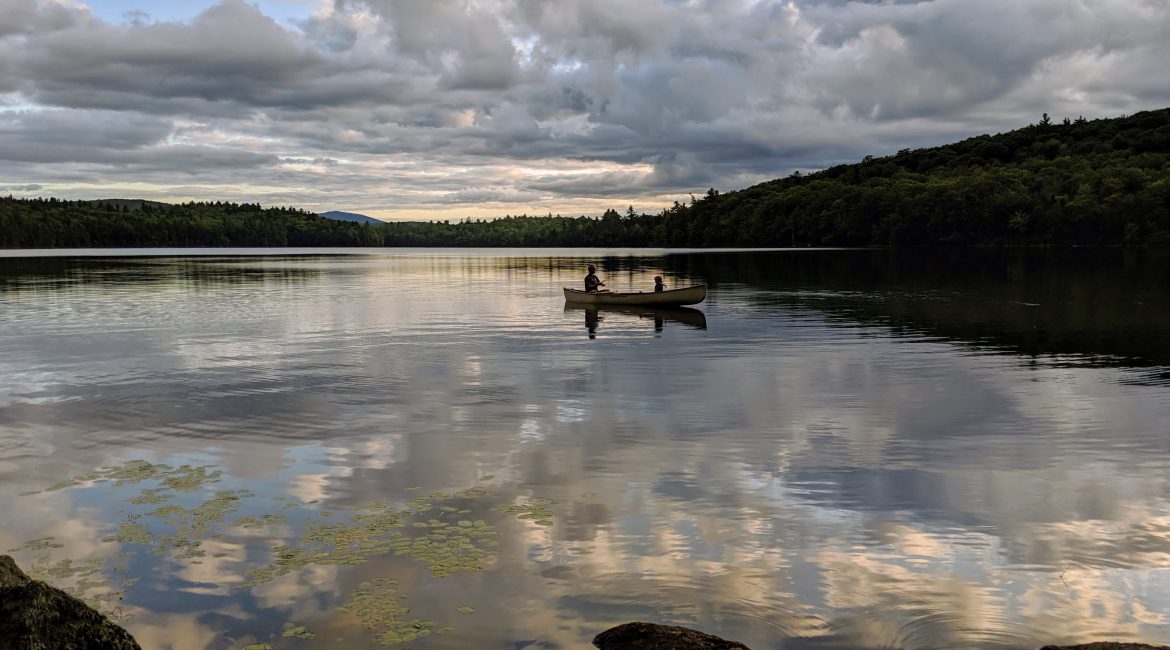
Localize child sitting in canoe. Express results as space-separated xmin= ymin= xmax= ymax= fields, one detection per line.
xmin=654 ymin=276 xmax=665 ymax=292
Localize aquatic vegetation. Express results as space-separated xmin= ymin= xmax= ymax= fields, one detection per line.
xmin=39 ymin=557 xmax=105 ymax=581
xmin=14 ymin=554 xmax=124 ymax=613
xmin=281 ymin=624 xmax=316 ymax=639
xmin=29 ymin=461 xmax=224 ymax=495
xmin=340 ymin=577 xmax=442 ymax=646
xmin=241 ymin=493 xmax=504 ymax=585
xmin=103 ymin=489 xmax=252 ymax=561
xmin=14 ymin=460 xmax=564 ymax=646
xmin=389 ymin=517 xmax=498 ymax=577
xmin=128 ymin=489 xmax=170 ymax=505
xmin=452 ymin=488 xmax=491 ymax=500
xmin=161 ymin=466 xmax=223 ymax=492
xmin=7 ymin=536 xmax=63 ymax=553
xmin=103 ymin=521 xmax=151 ymax=545
xmin=495 ymin=497 xmax=564 ymax=527
xmin=242 ymin=644 xmax=272 ymax=650
xmin=233 ymin=514 xmax=284 ymax=529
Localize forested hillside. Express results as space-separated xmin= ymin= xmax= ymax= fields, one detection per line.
xmin=655 ymin=108 xmax=1170 ymax=246
xmin=3 ymin=108 xmax=1168 ymax=248
xmin=0 ymin=199 xmax=385 ymax=248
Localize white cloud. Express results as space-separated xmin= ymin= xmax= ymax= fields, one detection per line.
xmin=1 ymin=0 xmax=1168 ymax=217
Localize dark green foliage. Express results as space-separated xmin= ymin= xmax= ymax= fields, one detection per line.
xmin=2 ymin=108 xmax=1169 ymax=248
xmin=0 ymin=200 xmax=385 ymax=248
xmin=647 ymin=108 xmax=1170 ymax=247
xmin=377 ymin=209 xmax=659 ymax=247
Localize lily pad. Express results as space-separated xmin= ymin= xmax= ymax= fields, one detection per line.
xmin=282 ymin=624 xmax=316 ymax=639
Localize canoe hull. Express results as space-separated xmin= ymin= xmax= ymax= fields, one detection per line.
xmin=563 ymin=285 xmax=707 ymax=306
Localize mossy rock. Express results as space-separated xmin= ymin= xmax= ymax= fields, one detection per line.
xmin=593 ymin=622 xmax=749 ymax=650
xmin=1043 ymin=640 xmax=1170 ymax=645
xmin=0 ymin=555 xmax=142 ymax=650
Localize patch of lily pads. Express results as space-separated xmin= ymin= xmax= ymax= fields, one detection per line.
xmin=280 ymin=624 xmax=316 ymax=639
xmin=340 ymin=577 xmax=454 ymax=646
xmin=24 ymin=460 xmax=223 ymax=495
xmin=494 ymin=496 xmax=564 ymax=527
xmin=239 ymin=489 xmax=504 ymax=587
xmin=15 ymin=460 xmax=564 ymax=647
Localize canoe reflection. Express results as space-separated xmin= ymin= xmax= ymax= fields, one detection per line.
xmin=565 ymin=304 xmax=707 ymax=337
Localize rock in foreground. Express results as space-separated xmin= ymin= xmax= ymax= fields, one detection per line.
xmin=1043 ymin=640 xmax=1170 ymax=645
xmin=0 ymin=554 xmax=142 ymax=650
xmin=593 ymin=622 xmax=750 ymax=650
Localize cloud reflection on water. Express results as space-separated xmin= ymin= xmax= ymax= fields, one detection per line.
xmin=0 ymin=250 xmax=1168 ymax=649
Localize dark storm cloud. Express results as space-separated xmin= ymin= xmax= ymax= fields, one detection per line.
xmin=0 ymin=107 xmax=271 ymax=173
xmin=2 ymin=0 xmax=1169 ymax=215
xmin=0 ymin=109 xmax=171 ymax=161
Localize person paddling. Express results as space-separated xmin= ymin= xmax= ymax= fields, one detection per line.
xmin=584 ymin=264 xmax=607 ymax=293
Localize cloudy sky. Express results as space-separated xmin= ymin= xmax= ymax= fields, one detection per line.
xmin=2 ymin=0 xmax=1169 ymax=220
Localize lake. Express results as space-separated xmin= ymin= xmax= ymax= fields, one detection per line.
xmin=1 ymin=248 xmax=1168 ymax=650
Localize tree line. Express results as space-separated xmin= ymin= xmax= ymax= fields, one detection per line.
xmin=3 ymin=107 xmax=1168 ymax=248
xmin=0 ymin=199 xmax=385 ymax=248
xmin=659 ymin=109 xmax=1170 ymax=246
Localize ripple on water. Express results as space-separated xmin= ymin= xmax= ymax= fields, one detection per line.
xmin=892 ymin=609 xmax=1039 ymax=650
xmin=2 ymin=251 xmax=1170 ymax=649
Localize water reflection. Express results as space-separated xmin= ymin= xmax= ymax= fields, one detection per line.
xmin=565 ymin=304 xmax=708 ymax=338
xmin=0 ymin=256 xmax=326 ymax=292
xmin=0 ymin=249 xmax=1168 ymax=650
xmin=656 ymin=249 xmax=1170 ymax=377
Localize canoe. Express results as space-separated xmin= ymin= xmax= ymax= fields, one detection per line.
xmin=563 ymin=284 xmax=706 ymax=306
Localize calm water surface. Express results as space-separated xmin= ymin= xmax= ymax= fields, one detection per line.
xmin=1 ymin=248 xmax=1169 ymax=650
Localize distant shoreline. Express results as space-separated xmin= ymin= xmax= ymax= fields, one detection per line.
xmin=0 ymin=246 xmax=843 ymax=258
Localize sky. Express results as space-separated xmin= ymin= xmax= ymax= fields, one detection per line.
xmin=2 ymin=0 xmax=1169 ymax=221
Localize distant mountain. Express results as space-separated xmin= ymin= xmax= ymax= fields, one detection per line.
xmin=319 ymin=210 xmax=384 ymax=224
xmin=89 ymin=199 xmax=172 ymax=210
